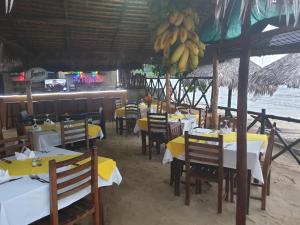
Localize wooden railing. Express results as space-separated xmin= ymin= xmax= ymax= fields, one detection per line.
xmin=219 ymin=106 xmax=300 ymax=164
xmin=146 ymin=77 xmax=213 ymax=109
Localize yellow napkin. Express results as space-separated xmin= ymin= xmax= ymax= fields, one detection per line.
xmin=0 ymin=155 xmax=116 ymax=181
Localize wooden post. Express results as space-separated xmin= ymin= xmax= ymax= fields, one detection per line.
xmin=236 ymin=1 xmax=252 ymax=225
xmin=260 ymin=108 xmax=266 ymax=134
xmin=211 ymin=53 xmax=219 ymax=129
xmin=226 ymin=87 xmax=233 ymax=116
xmin=26 ymin=81 xmax=33 ymax=115
xmin=165 ymin=72 xmax=171 ymax=112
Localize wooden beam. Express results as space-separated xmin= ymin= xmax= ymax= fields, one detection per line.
xmin=211 ymin=53 xmax=219 ymax=129
xmin=236 ymin=1 xmax=252 ymax=225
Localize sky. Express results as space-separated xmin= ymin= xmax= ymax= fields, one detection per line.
xmin=250 ymin=25 xmax=287 ymax=68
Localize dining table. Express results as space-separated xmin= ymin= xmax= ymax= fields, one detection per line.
xmin=25 ymin=123 xmax=104 ymax=151
xmin=0 ymin=146 xmax=122 ymax=225
xmin=163 ymin=128 xmax=268 ymax=196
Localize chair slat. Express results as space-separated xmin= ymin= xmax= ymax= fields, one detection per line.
xmin=57 ymin=161 xmax=92 ymax=178
xmin=58 ymin=180 xmax=91 ymax=200
xmin=57 ymin=169 xmax=91 ymax=190
xmin=56 ymin=153 xmax=91 ymax=168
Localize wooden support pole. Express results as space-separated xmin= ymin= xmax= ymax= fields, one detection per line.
xmin=165 ymin=72 xmax=171 ymax=113
xmin=226 ymin=87 xmax=233 ymax=116
xmin=236 ymin=1 xmax=252 ymax=225
xmin=26 ymin=81 xmax=33 ymax=115
xmin=211 ymin=53 xmax=219 ymax=129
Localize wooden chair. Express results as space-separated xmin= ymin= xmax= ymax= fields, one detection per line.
xmin=252 ymin=123 xmax=276 ymax=210
xmin=167 ymin=122 xmax=182 ymax=186
xmin=218 ymin=115 xmax=237 ymax=131
xmin=184 ymin=131 xmax=226 ymax=213
xmin=33 ymin=149 xmax=100 ymax=225
xmin=0 ymin=119 xmax=3 ymax=140
xmin=176 ymin=104 xmax=190 ymax=114
xmin=124 ymin=103 xmax=140 ymax=134
xmin=156 ymin=101 xmax=163 ymax=113
xmin=60 ymin=119 xmax=89 ymax=151
xmin=147 ymin=112 xmax=168 ymax=160
xmin=0 ymin=135 xmax=31 ymax=158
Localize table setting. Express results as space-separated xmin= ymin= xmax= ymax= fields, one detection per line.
xmin=0 ymin=146 xmax=122 ymax=225
xmin=25 ymin=120 xmax=103 ymax=151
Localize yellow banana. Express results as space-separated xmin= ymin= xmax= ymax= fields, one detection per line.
xmin=193 ymin=13 xmax=200 ymax=25
xmin=154 ymin=38 xmax=161 ymax=52
xmin=178 ymin=47 xmax=189 ymax=72
xmin=163 ymin=43 xmax=171 ymax=59
xmin=169 ymin=11 xmax=179 ymax=25
xmin=159 ymin=30 xmax=171 ymax=49
xmin=185 ymin=40 xmax=199 ymax=55
xmin=190 ymin=51 xmax=199 ymax=69
xmin=157 ymin=21 xmax=170 ymax=36
xmin=198 ymin=40 xmax=206 ymax=50
xmin=188 ymin=31 xmax=200 ymax=43
xmin=171 ymin=43 xmax=185 ymax=64
xmin=174 ymin=13 xmax=184 ymax=26
xmin=198 ymin=48 xmax=205 ymax=58
xmin=183 ymin=16 xmax=194 ymax=31
xmin=179 ymin=27 xmax=188 ymax=43
xmin=169 ymin=27 xmax=179 ymax=45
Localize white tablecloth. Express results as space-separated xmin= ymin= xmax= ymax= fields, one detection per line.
xmin=163 ymin=129 xmax=266 ymax=183
xmin=0 ymin=147 xmax=122 ymax=225
xmin=31 ymin=128 xmax=104 ymax=151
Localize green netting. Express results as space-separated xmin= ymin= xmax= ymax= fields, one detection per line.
xmin=199 ymin=0 xmax=289 ymax=43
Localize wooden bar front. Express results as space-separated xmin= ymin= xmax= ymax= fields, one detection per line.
xmin=0 ymin=90 xmax=127 ymax=128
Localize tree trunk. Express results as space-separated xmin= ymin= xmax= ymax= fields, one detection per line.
xmin=165 ymin=72 xmax=171 ymax=113
xmin=211 ymin=53 xmax=219 ymax=129
xmin=26 ymin=81 xmax=33 ymax=115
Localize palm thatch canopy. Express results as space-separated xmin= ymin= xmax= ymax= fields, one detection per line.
xmin=249 ymin=53 xmax=300 ymax=95
xmin=0 ymin=0 xmax=300 ymax=71
xmin=188 ymin=58 xmax=261 ymax=90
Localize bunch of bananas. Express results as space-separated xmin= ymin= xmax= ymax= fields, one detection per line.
xmin=154 ymin=8 xmax=206 ymax=74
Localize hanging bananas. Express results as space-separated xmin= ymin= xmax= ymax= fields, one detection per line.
xmin=154 ymin=8 xmax=206 ymax=75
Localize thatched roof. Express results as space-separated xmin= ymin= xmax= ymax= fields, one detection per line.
xmin=188 ymin=58 xmax=261 ymax=90
xmin=0 ymin=0 xmax=300 ymax=71
xmin=249 ymin=53 xmax=300 ymax=95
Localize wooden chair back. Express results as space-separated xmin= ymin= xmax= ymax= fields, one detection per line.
xmin=218 ymin=115 xmax=237 ymax=132
xmin=0 ymin=135 xmax=31 ymax=158
xmin=49 ymin=148 xmax=99 ymax=225
xmin=176 ymin=104 xmax=190 ymax=114
xmin=262 ymin=123 xmax=276 ymax=179
xmin=60 ymin=119 xmax=89 ymax=150
xmin=0 ymin=119 xmax=3 ymax=140
xmin=196 ymin=107 xmax=208 ymax=128
xmin=184 ymin=131 xmax=223 ymax=171
xmin=147 ymin=112 xmax=168 ymax=135
xmin=125 ymin=103 xmax=139 ymax=119
xmin=115 ymin=98 xmax=123 ymax=109
xmin=156 ymin=101 xmax=163 ymax=113
xmin=167 ymin=121 xmax=182 ymax=141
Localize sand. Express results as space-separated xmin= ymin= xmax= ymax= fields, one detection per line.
xmin=2 ymin=122 xmax=300 ymax=225
xmin=97 ymin=122 xmax=300 ymax=225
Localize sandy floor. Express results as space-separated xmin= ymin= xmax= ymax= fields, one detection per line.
xmin=2 ymin=122 xmax=300 ymax=225
xmin=96 ymin=122 xmax=300 ymax=225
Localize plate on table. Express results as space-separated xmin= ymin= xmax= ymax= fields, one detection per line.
xmin=193 ymin=128 xmax=213 ymax=135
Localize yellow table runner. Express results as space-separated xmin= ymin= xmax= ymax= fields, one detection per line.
xmin=137 ymin=114 xmax=199 ymax=131
xmin=166 ymin=132 xmax=268 ymax=157
xmin=115 ymin=104 xmax=157 ymax=118
xmin=0 ymin=155 xmax=116 ymax=181
xmin=26 ymin=124 xmax=101 ymax=138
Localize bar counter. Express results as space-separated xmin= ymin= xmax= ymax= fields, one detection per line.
xmin=0 ymin=89 xmax=127 ymax=128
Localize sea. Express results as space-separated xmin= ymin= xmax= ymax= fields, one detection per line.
xmin=149 ymin=79 xmax=300 ymax=120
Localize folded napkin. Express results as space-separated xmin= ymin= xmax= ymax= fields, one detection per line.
xmin=44 ymin=119 xmax=55 ymax=125
xmin=15 ymin=148 xmax=36 ymax=161
xmin=0 ymin=169 xmax=10 ymax=183
xmin=175 ymin=110 xmax=182 ymax=115
xmin=32 ymin=124 xmax=42 ymax=131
